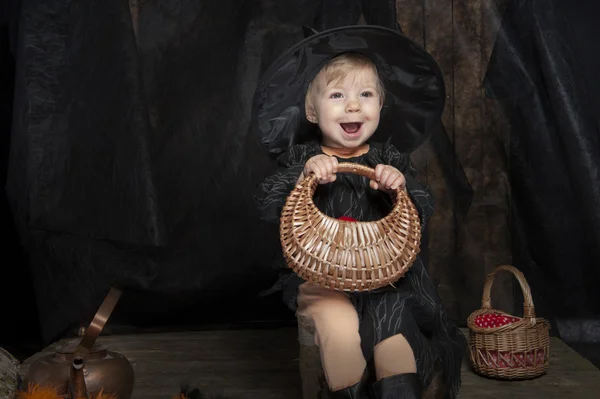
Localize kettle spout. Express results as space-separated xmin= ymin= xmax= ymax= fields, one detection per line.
xmin=69 ymin=355 xmax=89 ymax=399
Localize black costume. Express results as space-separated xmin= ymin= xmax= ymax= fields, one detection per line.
xmin=251 ymin=25 xmax=466 ymax=397
xmin=255 ymin=140 xmax=466 ymax=397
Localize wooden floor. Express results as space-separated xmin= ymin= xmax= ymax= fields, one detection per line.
xmin=19 ymin=328 xmax=600 ymax=399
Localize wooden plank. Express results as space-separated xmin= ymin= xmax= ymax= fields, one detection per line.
xmin=19 ymin=329 xmax=303 ymax=399
xmin=396 ymin=0 xmax=425 ymax=46
xmin=424 ymin=0 xmax=454 ymax=140
xmin=396 ymin=0 xmax=428 ymax=187
xmin=19 ymin=329 xmax=600 ymax=399
xmin=450 ymin=0 xmax=491 ymax=321
xmin=396 ymin=2 xmax=460 ymax=318
xmin=421 ymin=0 xmax=461 ymax=318
xmin=477 ymin=0 xmax=514 ymax=315
xmin=453 ymin=0 xmax=483 ymax=184
xmin=396 ymin=0 xmax=461 ymax=319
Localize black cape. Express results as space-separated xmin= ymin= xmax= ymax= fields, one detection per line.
xmin=255 ymin=140 xmax=466 ymax=398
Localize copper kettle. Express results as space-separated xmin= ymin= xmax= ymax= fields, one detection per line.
xmin=24 ymin=288 xmax=134 ymax=399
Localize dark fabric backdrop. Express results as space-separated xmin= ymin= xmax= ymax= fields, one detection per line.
xmin=485 ymin=0 xmax=600 ymax=322
xmin=2 ymin=0 xmax=599 ymax=345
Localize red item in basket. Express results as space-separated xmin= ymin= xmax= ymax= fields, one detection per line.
xmin=338 ymin=216 xmax=358 ymax=222
xmin=473 ymin=312 xmax=520 ymax=328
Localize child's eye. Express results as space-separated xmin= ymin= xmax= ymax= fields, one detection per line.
xmin=361 ymin=91 xmax=373 ymax=97
xmin=330 ymin=92 xmax=343 ymax=99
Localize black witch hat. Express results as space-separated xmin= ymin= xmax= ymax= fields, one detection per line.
xmin=251 ymin=25 xmax=446 ymax=157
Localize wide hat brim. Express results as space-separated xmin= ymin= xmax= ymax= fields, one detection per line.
xmin=252 ymin=25 xmax=446 ymax=157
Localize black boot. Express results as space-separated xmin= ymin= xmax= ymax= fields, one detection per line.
xmin=329 ymin=375 xmax=369 ymax=399
xmin=372 ymin=373 xmax=421 ymax=399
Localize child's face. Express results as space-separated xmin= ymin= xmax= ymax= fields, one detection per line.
xmin=306 ymin=67 xmax=383 ymax=149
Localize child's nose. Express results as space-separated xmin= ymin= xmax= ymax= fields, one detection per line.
xmin=345 ymin=99 xmax=361 ymax=112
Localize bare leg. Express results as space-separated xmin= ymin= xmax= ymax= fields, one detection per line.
xmin=296 ymin=283 xmax=367 ymax=391
xmin=373 ymin=334 xmax=417 ymax=380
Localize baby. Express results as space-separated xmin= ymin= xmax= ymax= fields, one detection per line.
xmin=296 ymin=52 xmax=419 ymax=396
xmin=298 ymin=54 xmax=407 ymax=192
xmin=254 ymin=26 xmax=465 ymax=399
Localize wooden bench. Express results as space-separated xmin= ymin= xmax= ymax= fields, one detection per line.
xmin=16 ymin=325 xmax=600 ymax=399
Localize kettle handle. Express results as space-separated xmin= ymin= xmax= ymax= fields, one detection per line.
xmin=75 ymin=288 xmax=122 ymax=355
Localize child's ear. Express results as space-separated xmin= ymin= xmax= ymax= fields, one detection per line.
xmin=305 ymin=104 xmax=318 ymax=123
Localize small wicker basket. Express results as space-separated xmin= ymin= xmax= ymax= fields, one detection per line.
xmin=280 ymin=162 xmax=422 ymax=292
xmin=467 ymin=265 xmax=551 ymax=380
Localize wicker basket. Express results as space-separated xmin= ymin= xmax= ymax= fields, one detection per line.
xmin=467 ymin=265 xmax=551 ymax=379
xmin=280 ymin=162 xmax=422 ymax=292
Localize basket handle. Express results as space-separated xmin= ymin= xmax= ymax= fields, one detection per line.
xmin=481 ymin=265 xmax=536 ymax=319
xmin=336 ymin=163 xmax=377 ymax=180
xmin=304 ymin=162 xmax=404 ymax=195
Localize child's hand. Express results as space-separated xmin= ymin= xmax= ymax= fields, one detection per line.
xmin=301 ymin=154 xmax=339 ymax=184
xmin=370 ymin=164 xmax=406 ymax=192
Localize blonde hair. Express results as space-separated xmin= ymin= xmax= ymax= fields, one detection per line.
xmin=305 ymin=52 xmax=386 ymax=112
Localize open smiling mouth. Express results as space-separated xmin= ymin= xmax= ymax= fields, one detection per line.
xmin=340 ymin=122 xmax=363 ymax=134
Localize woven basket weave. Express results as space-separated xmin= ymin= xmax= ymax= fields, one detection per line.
xmin=280 ymin=162 xmax=422 ymax=292
xmin=467 ymin=265 xmax=551 ymax=380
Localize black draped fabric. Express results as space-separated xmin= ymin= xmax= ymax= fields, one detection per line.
xmin=485 ymin=0 xmax=600 ymax=323
xmin=4 ymin=0 xmax=471 ymax=344
xmin=7 ymin=0 xmax=283 ymax=342
xmin=255 ymin=141 xmax=466 ymax=398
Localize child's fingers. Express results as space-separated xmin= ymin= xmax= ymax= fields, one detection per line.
xmin=317 ymin=164 xmax=329 ymax=180
xmin=380 ymin=167 xmax=393 ymax=188
xmin=318 ymin=157 xmax=337 ymax=182
xmin=323 ymin=158 xmax=334 ymax=177
xmin=318 ymin=161 xmax=333 ymax=181
xmin=370 ymin=180 xmax=379 ymax=190
xmin=305 ymin=155 xmax=338 ymax=182
xmin=390 ymin=175 xmax=406 ymax=190
xmin=309 ymin=161 xmax=324 ymax=180
xmin=319 ymin=174 xmax=336 ymax=184
xmin=387 ymin=174 xmax=403 ymax=190
xmin=330 ymin=156 xmax=339 ymax=173
xmin=304 ymin=159 xmax=314 ymax=175
xmin=374 ymin=164 xmax=384 ymax=181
